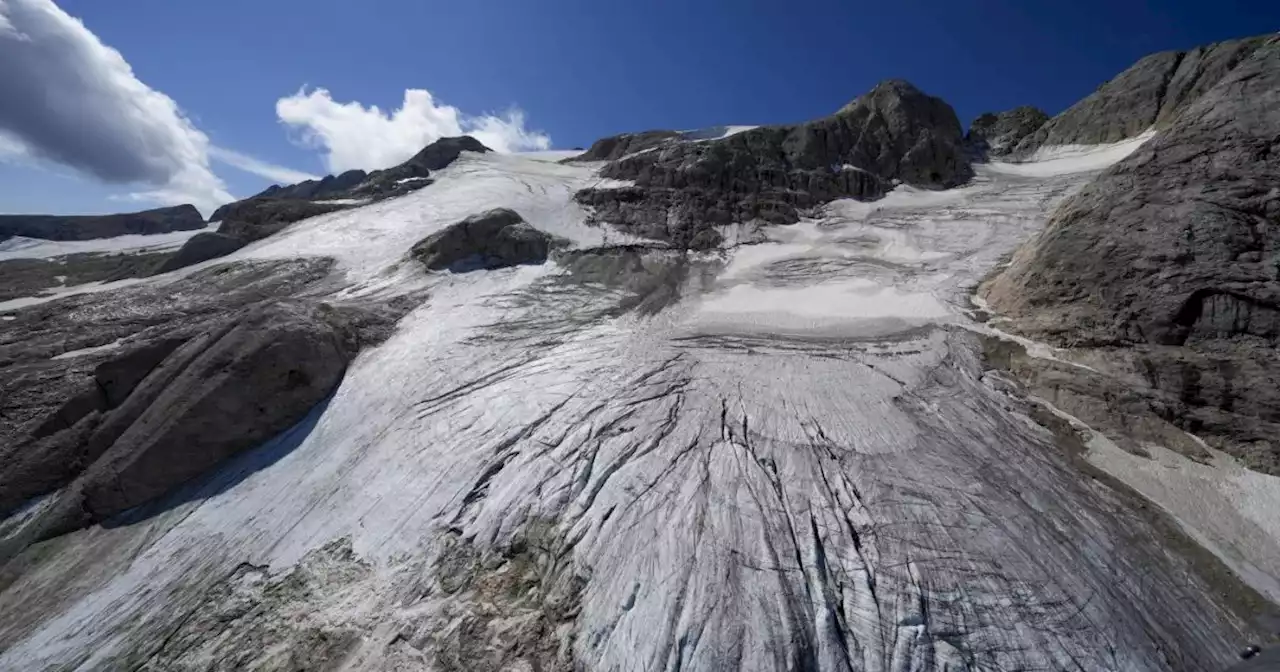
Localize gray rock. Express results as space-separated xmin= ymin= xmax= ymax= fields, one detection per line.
xmin=411 ymin=208 xmax=565 ymax=272
xmin=70 ymin=300 xmax=366 ymax=524
xmin=966 ymin=106 xmax=1049 ymax=158
xmin=0 ymin=250 xmax=173 ymax=301
xmin=984 ymin=36 xmax=1280 ymax=472
xmin=0 ymin=205 xmax=204 ymax=242
xmin=0 ymin=257 xmax=420 ymax=551
xmin=247 ymin=169 xmax=370 ymax=205
xmin=150 ymin=232 xmax=247 ymax=275
xmin=569 ymin=130 xmax=682 ymax=161
xmin=574 ymin=79 xmax=970 ymax=249
xmin=1013 ymin=35 xmax=1268 ymax=155
xmin=193 ymin=136 xmax=493 ymax=274
xmin=213 ymin=199 xmax=352 ymax=243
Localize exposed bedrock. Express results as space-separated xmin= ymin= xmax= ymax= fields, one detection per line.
xmin=0 ymin=259 xmax=415 ymax=552
xmin=984 ymin=36 xmax=1280 ymax=472
xmin=965 ymin=105 xmax=1049 ymax=158
xmin=574 ymin=79 xmax=971 ymax=249
xmin=411 ymin=208 xmax=568 ymax=272
xmin=1012 ymin=35 xmax=1268 ymax=155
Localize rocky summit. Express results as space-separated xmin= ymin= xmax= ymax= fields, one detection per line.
xmin=2 ymin=31 xmax=1280 ymax=672
xmin=574 ymin=79 xmax=970 ymax=249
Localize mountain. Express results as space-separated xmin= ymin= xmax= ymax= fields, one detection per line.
xmin=2 ymin=36 xmax=1279 ymax=672
xmin=965 ymin=106 xmax=1048 ymax=158
xmin=1011 ymin=35 xmax=1268 ymax=156
xmin=0 ymin=204 xmax=204 ymax=242
xmin=983 ymin=34 xmax=1280 ymax=475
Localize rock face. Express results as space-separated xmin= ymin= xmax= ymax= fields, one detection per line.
xmin=149 ymin=232 xmax=248 ymax=275
xmin=213 ymin=199 xmax=352 ymax=243
xmin=411 ymin=208 xmax=565 ymax=272
xmin=1013 ymin=35 xmax=1267 ymax=155
xmin=252 ymin=169 xmax=369 ymax=203
xmin=571 ymin=130 xmax=683 ymax=161
xmin=171 ymin=137 xmax=495 ymax=275
xmin=0 ymin=258 xmax=414 ymax=553
xmin=0 ymin=205 xmax=204 ymax=242
xmin=574 ymin=79 xmax=971 ymax=249
xmin=984 ymin=36 xmax=1280 ymax=472
xmin=966 ymin=106 xmax=1049 ymax=157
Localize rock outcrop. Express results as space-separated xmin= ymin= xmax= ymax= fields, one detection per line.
xmin=411 ymin=208 xmax=565 ymax=272
xmin=570 ymin=130 xmax=683 ymax=161
xmin=167 ymin=137 xmax=495 ymax=275
xmin=966 ymin=106 xmax=1049 ymax=158
xmin=1013 ymin=35 xmax=1268 ymax=155
xmin=574 ymin=79 xmax=970 ymax=249
xmin=0 ymin=205 xmax=204 ymax=242
xmin=149 ymin=232 xmax=249 ymax=275
xmin=984 ymin=36 xmax=1280 ymax=472
xmin=0 ymin=258 xmax=415 ymax=552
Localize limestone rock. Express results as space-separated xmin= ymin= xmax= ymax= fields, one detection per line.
xmin=574 ymin=79 xmax=969 ymax=249
xmin=1013 ymin=35 xmax=1268 ymax=155
xmin=570 ymin=130 xmax=682 ymax=161
xmin=0 ymin=205 xmax=204 ymax=242
xmin=984 ymin=36 xmax=1280 ymax=471
xmin=966 ymin=106 xmax=1049 ymax=157
xmin=150 ymin=232 xmax=247 ymax=275
xmin=411 ymin=208 xmax=565 ymax=272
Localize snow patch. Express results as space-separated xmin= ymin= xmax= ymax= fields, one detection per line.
xmin=0 ymin=224 xmax=213 ymax=262
xmin=984 ymin=130 xmax=1156 ymax=177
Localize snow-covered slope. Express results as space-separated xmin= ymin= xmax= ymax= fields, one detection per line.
xmin=0 ymin=144 xmax=1265 ymax=671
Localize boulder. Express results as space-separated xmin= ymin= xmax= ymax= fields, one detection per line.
xmin=966 ymin=106 xmax=1049 ymax=158
xmin=574 ymin=79 xmax=970 ymax=249
xmin=411 ymin=208 xmax=565 ymax=272
xmin=0 ymin=204 xmax=205 ymax=242
xmin=983 ymin=36 xmax=1280 ymax=471
xmin=1012 ymin=35 xmax=1267 ymax=155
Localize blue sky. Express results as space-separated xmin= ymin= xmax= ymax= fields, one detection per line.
xmin=1 ymin=0 xmax=1276 ymax=216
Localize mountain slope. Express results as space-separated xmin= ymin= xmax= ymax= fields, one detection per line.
xmin=1 ymin=41 xmax=1278 ymax=672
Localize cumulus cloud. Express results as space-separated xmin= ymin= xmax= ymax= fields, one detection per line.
xmin=276 ymin=87 xmax=551 ymax=174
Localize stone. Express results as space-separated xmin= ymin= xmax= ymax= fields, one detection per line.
xmin=0 ymin=205 xmax=204 ymax=242
xmin=411 ymin=208 xmax=565 ymax=272
xmin=966 ymin=106 xmax=1049 ymax=158
xmin=984 ymin=36 xmax=1280 ymax=472
xmin=150 ymin=232 xmax=247 ymax=275
xmin=574 ymin=79 xmax=970 ymax=249
xmin=1013 ymin=35 xmax=1268 ymax=155
xmin=570 ymin=130 xmax=683 ymax=161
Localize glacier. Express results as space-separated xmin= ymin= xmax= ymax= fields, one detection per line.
xmin=0 ymin=140 xmax=1269 ymax=671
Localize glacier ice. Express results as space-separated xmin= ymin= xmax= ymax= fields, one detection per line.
xmin=0 ymin=144 xmax=1268 ymax=671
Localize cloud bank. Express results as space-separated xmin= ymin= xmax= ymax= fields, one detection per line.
xmin=276 ymin=87 xmax=552 ymax=174
xmin=0 ymin=0 xmax=234 ymax=212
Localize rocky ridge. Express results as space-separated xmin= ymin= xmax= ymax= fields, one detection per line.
xmin=965 ymin=105 xmax=1049 ymax=158
xmin=574 ymin=79 xmax=970 ymax=249
xmin=1011 ymin=35 xmax=1268 ymax=156
xmin=984 ymin=35 xmax=1280 ymax=473
xmin=0 ymin=204 xmax=204 ymax=243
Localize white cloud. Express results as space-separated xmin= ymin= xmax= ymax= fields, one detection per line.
xmin=276 ymin=87 xmax=551 ymax=173
xmin=0 ymin=0 xmax=238 ymax=213
xmin=208 ymin=145 xmax=321 ymax=185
